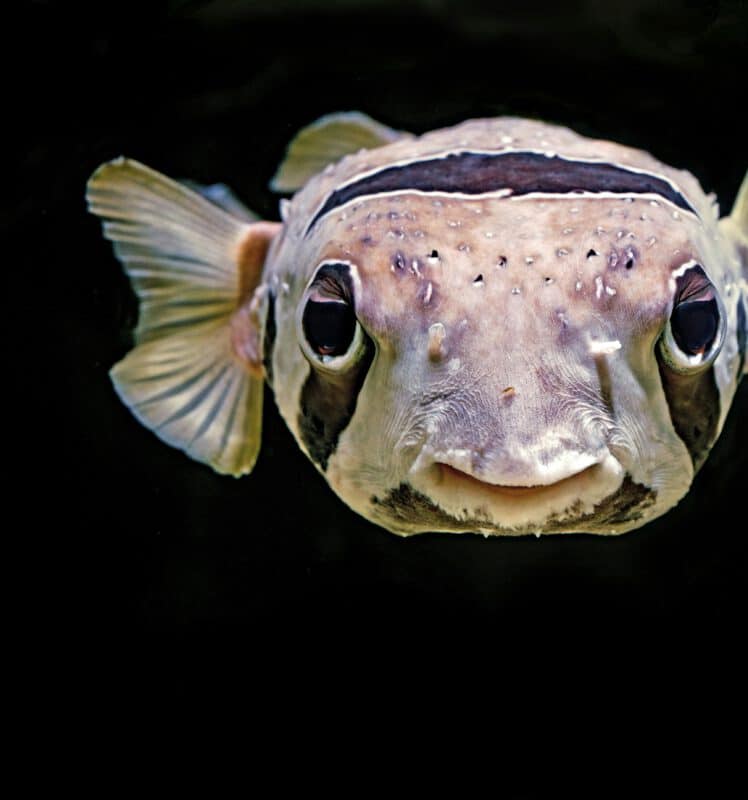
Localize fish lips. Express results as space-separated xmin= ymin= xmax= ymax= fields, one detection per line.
xmin=406 ymin=446 xmax=627 ymax=532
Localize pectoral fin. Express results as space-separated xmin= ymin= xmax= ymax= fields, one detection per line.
xmin=87 ymin=158 xmax=280 ymax=476
xmin=270 ymin=111 xmax=411 ymax=193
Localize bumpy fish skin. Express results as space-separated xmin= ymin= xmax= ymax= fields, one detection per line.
xmin=265 ymin=117 xmax=745 ymax=536
xmin=87 ymin=114 xmax=747 ymax=537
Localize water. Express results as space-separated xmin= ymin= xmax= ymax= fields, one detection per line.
xmin=30 ymin=0 xmax=747 ymax=681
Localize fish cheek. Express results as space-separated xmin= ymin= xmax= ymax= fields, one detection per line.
xmin=297 ymin=338 xmax=376 ymax=471
xmin=656 ymin=360 xmax=721 ymax=472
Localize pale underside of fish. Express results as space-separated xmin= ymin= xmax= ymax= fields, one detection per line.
xmin=86 ymin=112 xmax=748 ymax=537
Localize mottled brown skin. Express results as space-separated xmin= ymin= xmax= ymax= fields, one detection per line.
xmin=319 ymin=193 xmax=693 ymax=350
xmin=298 ymin=194 xmax=691 ymax=534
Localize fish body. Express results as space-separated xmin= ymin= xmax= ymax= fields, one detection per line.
xmin=87 ymin=113 xmax=747 ymax=536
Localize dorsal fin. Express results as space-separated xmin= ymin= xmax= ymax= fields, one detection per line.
xmin=270 ymin=111 xmax=411 ymax=193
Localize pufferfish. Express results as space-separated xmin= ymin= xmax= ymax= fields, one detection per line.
xmin=86 ymin=112 xmax=747 ymax=537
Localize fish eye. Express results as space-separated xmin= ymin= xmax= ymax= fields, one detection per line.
xmin=658 ymin=263 xmax=725 ymax=372
xmin=303 ymin=297 xmax=356 ymax=357
xmin=298 ymin=261 xmax=366 ymax=370
xmin=671 ymin=297 xmax=720 ymax=356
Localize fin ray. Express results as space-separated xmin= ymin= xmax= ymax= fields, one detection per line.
xmin=87 ymin=158 xmax=273 ymax=476
xmin=270 ymin=111 xmax=411 ymax=193
xmin=110 ymin=324 xmax=263 ymax=474
xmin=181 ymin=179 xmax=259 ymax=223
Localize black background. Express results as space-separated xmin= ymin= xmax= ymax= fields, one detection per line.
xmin=23 ymin=0 xmax=746 ymax=700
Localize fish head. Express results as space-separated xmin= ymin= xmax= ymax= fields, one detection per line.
xmin=268 ymin=184 xmax=741 ymax=536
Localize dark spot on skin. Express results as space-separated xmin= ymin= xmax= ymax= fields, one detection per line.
xmin=736 ymin=294 xmax=746 ymax=376
xmin=537 ymin=477 xmax=657 ymax=530
xmin=593 ymin=351 xmax=614 ymax=417
xmin=299 ymin=339 xmax=375 ymax=471
xmin=430 ymin=249 xmax=439 ymax=259
xmin=656 ymin=356 xmax=720 ymax=471
xmin=370 ymin=477 xmax=656 ymax=535
xmin=371 ymin=483 xmax=463 ymax=531
xmin=624 ymin=245 xmax=638 ymax=270
xmin=262 ymin=290 xmax=276 ymax=387
xmin=473 ymin=274 xmax=484 ymax=284
xmin=587 ymin=249 xmax=599 ymax=258
xmin=569 ymin=476 xmax=656 ymax=528
xmin=392 ymin=250 xmax=407 ymax=270
xmin=360 ymin=235 xmax=376 ymax=247
xmin=735 ymin=240 xmax=748 ymax=272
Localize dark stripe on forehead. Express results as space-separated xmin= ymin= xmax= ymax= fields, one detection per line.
xmin=308 ymin=151 xmax=695 ymax=231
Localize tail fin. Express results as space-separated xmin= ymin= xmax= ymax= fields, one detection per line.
xmin=86 ymin=158 xmax=279 ymax=476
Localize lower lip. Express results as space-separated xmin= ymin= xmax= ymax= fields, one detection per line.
xmin=436 ymin=463 xmax=601 ymax=499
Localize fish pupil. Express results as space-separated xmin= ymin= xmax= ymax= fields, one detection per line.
xmin=671 ymin=298 xmax=719 ymax=356
xmin=303 ymin=298 xmax=356 ymax=357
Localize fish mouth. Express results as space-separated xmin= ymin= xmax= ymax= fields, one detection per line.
xmin=436 ymin=462 xmax=602 ymax=500
xmin=407 ymin=451 xmax=627 ymax=530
